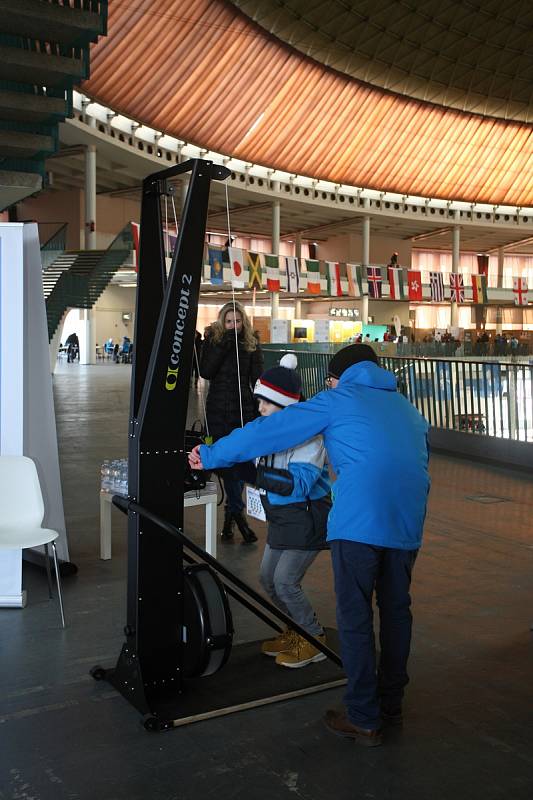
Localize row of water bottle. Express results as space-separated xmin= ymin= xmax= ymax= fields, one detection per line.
xmin=101 ymin=459 xmax=128 ymax=496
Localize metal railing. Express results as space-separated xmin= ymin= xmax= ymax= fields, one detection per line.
xmin=262 ymin=347 xmax=533 ymax=443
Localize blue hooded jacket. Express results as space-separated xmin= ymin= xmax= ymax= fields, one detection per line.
xmin=200 ymin=361 xmax=430 ymax=550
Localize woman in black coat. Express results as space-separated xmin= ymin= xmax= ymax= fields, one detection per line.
xmin=200 ymin=300 xmax=264 ymax=542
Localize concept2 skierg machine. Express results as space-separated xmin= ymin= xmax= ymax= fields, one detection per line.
xmin=90 ymin=160 xmax=345 ymax=731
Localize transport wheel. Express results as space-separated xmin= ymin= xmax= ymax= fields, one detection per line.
xmin=90 ymin=666 xmax=106 ymax=681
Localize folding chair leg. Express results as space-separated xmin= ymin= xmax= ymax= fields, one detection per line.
xmin=51 ymin=542 xmax=66 ymax=628
xmin=44 ymin=542 xmax=53 ymax=599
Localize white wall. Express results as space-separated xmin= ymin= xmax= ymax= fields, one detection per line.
xmin=92 ymin=284 xmax=136 ymax=345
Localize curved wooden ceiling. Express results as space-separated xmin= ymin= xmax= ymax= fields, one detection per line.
xmin=82 ymin=0 xmax=533 ymax=207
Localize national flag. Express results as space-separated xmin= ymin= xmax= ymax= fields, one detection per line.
xmin=298 ymin=258 xmax=308 ymax=291
xmin=513 ymin=276 xmax=528 ymax=306
xmin=387 ymin=266 xmax=405 ymax=300
xmin=228 ymin=246 xmax=248 ymax=288
xmin=346 ymin=263 xmax=363 ymax=297
xmin=264 ymin=254 xmax=280 ymax=292
xmin=407 ymin=270 xmax=422 ymax=301
xmin=285 ymin=256 xmax=300 ymax=293
xmin=472 ymin=274 xmax=488 ymax=304
xmin=449 ymin=273 xmax=465 ymax=303
xmin=207 ymin=244 xmax=225 ymax=284
xmin=247 ymin=251 xmax=263 ymax=290
xmin=131 ymin=221 xmax=140 ymax=271
xmin=429 ymin=271 xmax=445 ymax=302
xmin=305 ymin=259 xmax=321 ymax=295
xmin=326 ymin=261 xmax=344 ymax=297
xmin=367 ymin=266 xmax=382 ymax=299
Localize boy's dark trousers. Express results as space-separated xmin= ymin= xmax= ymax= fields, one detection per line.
xmin=330 ymin=540 xmax=418 ymax=730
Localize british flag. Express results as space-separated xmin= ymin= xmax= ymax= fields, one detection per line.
xmin=449 ymin=273 xmax=465 ymax=303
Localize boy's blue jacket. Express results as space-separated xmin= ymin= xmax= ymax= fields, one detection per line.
xmin=200 ymin=362 xmax=430 ymax=550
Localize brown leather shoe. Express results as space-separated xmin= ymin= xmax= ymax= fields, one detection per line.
xmin=324 ymin=709 xmax=383 ymax=747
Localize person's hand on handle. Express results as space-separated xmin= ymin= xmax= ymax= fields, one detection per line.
xmin=188 ymin=445 xmax=204 ymax=470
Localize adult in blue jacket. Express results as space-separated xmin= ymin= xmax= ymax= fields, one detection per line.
xmin=189 ymin=344 xmax=430 ymax=746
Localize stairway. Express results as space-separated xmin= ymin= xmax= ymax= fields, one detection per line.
xmin=0 ymin=0 xmax=108 ymax=209
xmin=44 ymin=222 xmax=134 ymax=341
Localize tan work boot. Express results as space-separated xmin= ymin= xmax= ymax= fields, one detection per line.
xmin=275 ymin=633 xmax=327 ymax=668
xmin=261 ymin=628 xmax=296 ymax=657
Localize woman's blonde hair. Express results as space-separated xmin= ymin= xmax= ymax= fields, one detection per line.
xmin=208 ymin=301 xmax=257 ymax=352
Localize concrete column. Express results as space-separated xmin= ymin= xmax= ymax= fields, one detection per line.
xmin=271 ymin=199 xmax=281 ymax=320
xmin=497 ymin=246 xmax=505 ymax=288
xmin=79 ymin=309 xmax=96 ymax=365
xmin=361 ymin=216 xmax=370 ymax=324
xmin=295 ymin=299 xmax=302 ymax=318
xmin=84 ymin=145 xmax=96 ymax=250
xmin=495 ymin=246 xmax=505 ymax=333
xmin=450 ymin=225 xmax=460 ymax=327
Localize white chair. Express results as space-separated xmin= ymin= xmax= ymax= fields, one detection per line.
xmin=0 ymin=455 xmax=65 ymax=627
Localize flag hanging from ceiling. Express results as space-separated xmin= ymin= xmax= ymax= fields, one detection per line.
xmin=407 ymin=270 xmax=422 ymax=301
xmin=247 ymin=251 xmax=263 ymax=290
xmin=326 ymin=261 xmax=344 ymax=297
xmin=367 ymin=266 xmax=382 ymax=299
xmin=449 ymin=273 xmax=465 ymax=303
xmin=305 ymin=260 xmax=321 ymax=294
xmin=472 ymin=274 xmax=488 ymax=304
xmin=227 ymin=247 xmax=248 ymax=288
xmin=346 ymin=263 xmax=363 ymax=297
xmin=477 ymin=254 xmax=489 ymax=276
xmin=207 ymin=244 xmax=225 ymax=284
xmin=264 ymin=254 xmax=280 ymax=292
xmin=285 ymin=256 xmax=300 ymax=293
xmin=387 ymin=266 xmax=405 ymax=300
xmin=513 ymin=276 xmax=528 ymax=306
xmin=298 ymin=258 xmax=308 ymax=291
xmin=131 ymin=221 xmax=140 ymax=271
xmin=429 ymin=271 xmax=444 ymax=302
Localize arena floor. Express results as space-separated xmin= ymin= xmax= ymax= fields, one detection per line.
xmin=1 ymin=362 xmax=532 ymax=800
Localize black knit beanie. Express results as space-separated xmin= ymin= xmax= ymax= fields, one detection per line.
xmin=328 ymin=344 xmax=378 ymax=379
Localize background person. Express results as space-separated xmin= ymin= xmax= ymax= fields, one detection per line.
xmin=190 ymin=344 xmax=430 ymax=746
xmin=199 ymin=300 xmax=263 ymax=543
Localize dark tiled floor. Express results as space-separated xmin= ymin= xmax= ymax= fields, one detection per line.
xmin=1 ymin=362 xmax=532 ymax=800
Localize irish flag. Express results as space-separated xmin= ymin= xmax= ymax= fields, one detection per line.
xmin=387 ymin=266 xmax=405 ymax=299
xmin=326 ymin=261 xmax=344 ymax=297
xmin=264 ymin=254 xmax=280 ymax=292
xmin=305 ymin=259 xmax=321 ymax=294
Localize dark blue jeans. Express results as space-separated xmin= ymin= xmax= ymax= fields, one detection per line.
xmin=224 ymin=477 xmax=245 ymax=514
xmin=330 ymin=540 xmax=418 ymax=730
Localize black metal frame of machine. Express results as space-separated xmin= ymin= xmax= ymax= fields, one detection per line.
xmin=91 ymin=160 xmax=345 ymax=731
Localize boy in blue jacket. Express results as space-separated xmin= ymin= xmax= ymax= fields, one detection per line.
xmin=190 ymin=344 xmax=430 ymax=746
xmin=216 ymin=354 xmax=331 ymax=669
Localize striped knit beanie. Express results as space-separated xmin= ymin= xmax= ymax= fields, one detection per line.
xmin=254 ymin=353 xmax=301 ymax=407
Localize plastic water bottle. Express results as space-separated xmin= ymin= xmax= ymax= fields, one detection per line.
xmin=119 ymin=460 xmax=128 ymax=496
xmin=101 ymin=460 xmax=112 ymax=493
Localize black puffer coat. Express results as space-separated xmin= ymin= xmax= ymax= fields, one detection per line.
xmin=200 ymin=331 xmax=264 ymax=441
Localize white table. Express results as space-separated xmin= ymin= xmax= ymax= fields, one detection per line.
xmin=99 ymin=481 xmax=218 ymax=560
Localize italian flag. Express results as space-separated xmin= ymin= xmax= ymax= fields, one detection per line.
xmin=472 ymin=274 xmax=488 ymax=304
xmin=326 ymin=261 xmax=344 ymax=297
xmin=264 ymin=254 xmax=280 ymax=292
xmin=346 ymin=263 xmax=363 ymax=297
xmin=387 ymin=266 xmax=405 ymax=299
xmin=305 ymin=259 xmax=321 ymax=294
